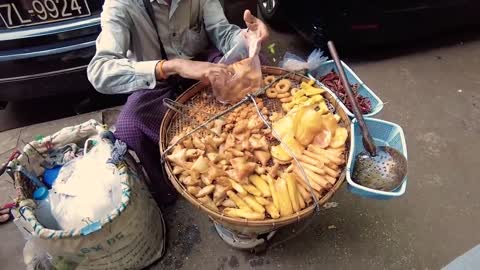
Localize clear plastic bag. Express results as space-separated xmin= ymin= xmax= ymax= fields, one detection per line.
xmin=279 ymin=49 xmax=328 ymax=72
xmin=211 ymin=31 xmax=262 ymax=104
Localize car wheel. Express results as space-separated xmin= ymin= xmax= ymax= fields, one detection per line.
xmin=257 ymin=0 xmax=284 ymax=24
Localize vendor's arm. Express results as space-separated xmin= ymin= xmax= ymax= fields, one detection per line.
xmin=203 ymin=1 xmax=269 ymax=54
xmin=87 ymin=2 xmax=159 ymax=94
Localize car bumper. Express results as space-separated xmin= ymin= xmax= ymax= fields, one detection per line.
xmin=0 ymin=64 xmax=92 ymax=101
xmin=0 ymin=18 xmax=100 ymax=101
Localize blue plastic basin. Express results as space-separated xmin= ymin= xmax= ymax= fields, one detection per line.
xmin=309 ymin=60 xmax=384 ymax=118
xmin=346 ymin=118 xmax=408 ymax=199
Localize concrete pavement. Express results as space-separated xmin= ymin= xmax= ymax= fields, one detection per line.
xmin=1 ymin=30 xmax=480 ymax=269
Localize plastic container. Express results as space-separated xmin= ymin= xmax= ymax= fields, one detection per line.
xmin=346 ymin=118 xmax=407 ymax=199
xmin=35 ymin=192 xmax=61 ymax=230
xmin=308 ymin=60 xmax=384 ymax=117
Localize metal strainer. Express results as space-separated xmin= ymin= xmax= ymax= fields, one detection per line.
xmin=327 ymin=41 xmax=407 ymax=192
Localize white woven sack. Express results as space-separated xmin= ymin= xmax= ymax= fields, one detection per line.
xmin=10 ymin=120 xmax=165 ymax=269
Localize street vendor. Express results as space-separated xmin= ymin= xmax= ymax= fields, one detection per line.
xmin=87 ymin=0 xmax=268 ymax=204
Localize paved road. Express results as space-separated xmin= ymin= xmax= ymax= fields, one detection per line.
xmin=1 ymin=26 xmax=480 ymax=269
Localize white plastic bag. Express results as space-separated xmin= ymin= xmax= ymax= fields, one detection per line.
xmin=279 ymin=49 xmax=328 ymax=72
xmin=211 ymin=31 xmax=262 ymax=104
xmin=48 ymin=136 xmax=122 ymax=230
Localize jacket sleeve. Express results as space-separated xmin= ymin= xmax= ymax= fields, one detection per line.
xmin=87 ymin=0 xmax=159 ymax=94
xmin=202 ymin=0 xmax=243 ymax=55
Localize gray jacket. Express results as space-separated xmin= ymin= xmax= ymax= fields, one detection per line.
xmin=87 ymin=0 xmax=242 ymax=94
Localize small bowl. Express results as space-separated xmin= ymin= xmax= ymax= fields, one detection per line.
xmin=308 ymin=60 xmax=384 ymax=118
xmin=346 ymin=118 xmax=408 ymax=199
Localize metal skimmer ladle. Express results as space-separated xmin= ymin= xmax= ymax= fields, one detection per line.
xmin=327 ymin=41 xmax=408 ymax=191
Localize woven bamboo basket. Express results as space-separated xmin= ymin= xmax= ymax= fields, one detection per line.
xmin=160 ymin=66 xmax=351 ymax=235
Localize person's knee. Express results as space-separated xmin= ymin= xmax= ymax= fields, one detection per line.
xmin=114 ymin=109 xmax=142 ymax=147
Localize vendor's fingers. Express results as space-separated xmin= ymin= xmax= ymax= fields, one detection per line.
xmin=0 ymin=214 xmax=9 ymax=223
xmin=243 ymin=10 xmax=257 ymax=30
xmin=0 ymin=208 xmax=10 ymax=215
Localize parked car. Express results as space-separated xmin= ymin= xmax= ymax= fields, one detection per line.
xmin=258 ymin=0 xmax=480 ymax=48
xmin=0 ymin=0 xmax=256 ymax=103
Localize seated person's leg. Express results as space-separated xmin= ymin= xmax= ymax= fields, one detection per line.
xmin=115 ymin=88 xmax=177 ymax=205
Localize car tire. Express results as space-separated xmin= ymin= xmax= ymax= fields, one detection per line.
xmin=257 ymin=0 xmax=285 ymax=25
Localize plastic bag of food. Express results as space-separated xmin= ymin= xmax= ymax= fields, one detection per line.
xmin=210 ymin=31 xmax=262 ymax=104
xmin=279 ymin=49 xmax=328 ymax=72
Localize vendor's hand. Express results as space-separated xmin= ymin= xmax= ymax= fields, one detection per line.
xmin=243 ymin=10 xmax=269 ymax=42
xmin=161 ymin=59 xmax=232 ymax=83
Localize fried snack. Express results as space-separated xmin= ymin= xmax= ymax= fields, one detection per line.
xmin=196 ymin=185 xmax=215 ymax=198
xmin=296 ymin=161 xmax=325 ymax=175
xmin=296 ymin=184 xmax=312 ymax=204
xmin=253 ymin=151 xmax=271 ymax=167
xmin=297 ymin=154 xmax=322 ymax=167
xmin=276 ymin=92 xmax=291 ymax=99
xmin=227 ymin=178 xmax=248 ymax=195
xmin=249 ymin=175 xmax=271 ymax=197
xmin=223 ymin=208 xmax=265 ymax=220
xmin=266 ymin=175 xmax=280 ymax=210
xmin=266 ymin=88 xmax=278 ymax=98
xmin=243 ymin=184 xmax=263 ymax=197
xmin=330 ymin=127 xmax=348 ymax=148
xmin=230 ymin=157 xmax=256 ymax=182
xmin=265 ymin=204 xmax=280 ymax=219
xmin=323 ymin=166 xmax=340 ymax=178
xmin=222 ymin=199 xmax=237 ymax=208
xmin=290 ymin=88 xmax=299 ymax=96
xmin=292 ymin=167 xmax=323 ymax=192
xmin=243 ymin=195 xmax=266 ymax=214
xmin=312 ymin=130 xmax=332 ymax=149
xmin=300 ymin=167 xmax=332 ymax=189
xmin=308 ymin=145 xmax=344 ymax=165
xmin=323 ymin=174 xmax=337 ymax=185
xmin=275 ymin=79 xmax=291 ymax=93
xmin=303 ymin=150 xmax=330 ymax=165
xmin=275 ymin=177 xmax=294 ymax=216
xmin=227 ymin=190 xmax=251 ymax=210
xmin=254 ymin=196 xmax=271 ymax=206
xmin=182 ymin=176 xmax=200 ymax=186
xmin=172 ymin=166 xmax=184 ymax=175
xmin=285 ymin=174 xmax=300 ymax=213
xmin=198 ymin=196 xmax=219 ymax=212
xmin=187 ymin=186 xmax=201 ymax=196
xmin=213 ymin=184 xmax=231 ymax=205
xmin=264 ymin=75 xmax=276 ymax=85
xmin=297 ymin=191 xmax=306 ymax=209
xmin=280 ymin=96 xmax=293 ymax=103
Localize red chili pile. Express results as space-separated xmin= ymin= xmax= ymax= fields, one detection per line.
xmin=319 ymin=71 xmax=372 ymax=114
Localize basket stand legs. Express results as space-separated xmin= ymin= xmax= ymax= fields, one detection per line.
xmin=213 ymin=222 xmax=277 ymax=252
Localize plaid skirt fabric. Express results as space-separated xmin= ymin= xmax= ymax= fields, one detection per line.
xmin=115 ymin=87 xmax=178 ymax=204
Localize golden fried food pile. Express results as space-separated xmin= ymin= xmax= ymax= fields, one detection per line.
xmin=166 ymin=77 xmax=348 ymax=220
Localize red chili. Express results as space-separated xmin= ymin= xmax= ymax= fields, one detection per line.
xmin=318 ymin=70 xmax=372 ymax=114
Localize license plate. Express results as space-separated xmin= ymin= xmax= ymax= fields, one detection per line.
xmin=0 ymin=0 xmax=91 ymax=29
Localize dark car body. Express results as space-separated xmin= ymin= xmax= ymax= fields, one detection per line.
xmin=259 ymin=0 xmax=480 ymax=48
xmin=0 ymin=0 xmax=256 ymax=102
xmin=0 ymin=0 xmax=102 ymax=101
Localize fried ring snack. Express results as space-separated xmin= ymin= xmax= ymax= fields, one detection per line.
xmin=275 ymin=79 xmax=291 ymax=93
xmin=263 ymin=75 xmax=276 ymax=85
xmin=290 ymin=88 xmax=299 ymax=96
xmin=266 ymin=88 xmax=278 ymax=98
xmin=276 ymin=92 xmax=291 ymax=99
xmin=280 ymin=96 xmax=293 ymax=103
